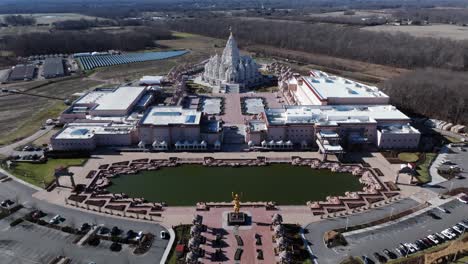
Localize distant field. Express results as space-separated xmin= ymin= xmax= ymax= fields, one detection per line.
xmin=0 ymin=13 xmax=104 ymax=24
xmin=308 ymin=10 xmax=391 ymax=18
xmin=362 ymin=24 xmax=468 ymax=40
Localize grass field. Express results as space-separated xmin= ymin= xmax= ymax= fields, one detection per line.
xmin=0 ymin=78 xmax=104 ymax=146
xmin=416 ymin=153 xmax=437 ymax=184
xmin=362 ymin=24 xmax=468 ymax=41
xmin=398 ymin=152 xmax=420 ymax=163
xmin=7 ymin=158 xmax=87 ymax=187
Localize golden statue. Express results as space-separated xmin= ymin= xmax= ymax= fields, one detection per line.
xmin=232 ymin=192 xmax=241 ymax=213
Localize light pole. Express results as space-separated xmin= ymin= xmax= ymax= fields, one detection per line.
xmin=345 ymin=216 xmax=349 ymax=231
xmin=390 ymin=207 xmax=395 ymax=220
xmin=449 ymin=181 xmax=454 ymax=193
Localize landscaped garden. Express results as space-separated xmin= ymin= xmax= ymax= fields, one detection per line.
xmin=5 ymin=158 xmax=87 ymax=187
xmin=107 ymin=164 xmax=363 ymax=206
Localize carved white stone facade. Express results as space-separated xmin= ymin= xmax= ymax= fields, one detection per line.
xmin=202 ymin=33 xmax=262 ymax=89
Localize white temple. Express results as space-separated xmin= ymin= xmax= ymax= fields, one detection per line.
xmin=202 ymin=32 xmax=262 ymax=91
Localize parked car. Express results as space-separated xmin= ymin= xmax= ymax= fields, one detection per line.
xmin=361 ymin=255 xmax=374 ymax=264
xmin=80 ymin=223 xmax=91 ymax=232
xmin=49 ymin=215 xmax=61 ymax=224
xmin=0 ymin=199 xmax=14 ymax=208
xmin=31 ymin=210 xmax=45 ymax=220
xmin=457 ymin=195 xmax=468 ymax=204
xmin=135 ymin=231 xmax=144 ymax=241
xmin=422 ymin=237 xmax=435 ymax=247
xmin=435 ymin=233 xmax=447 ymax=242
xmin=98 ymin=226 xmax=110 ymax=236
xmin=427 ymin=235 xmax=440 ymax=244
xmin=373 ymin=252 xmax=387 ymax=263
xmin=126 ymin=230 xmax=136 ymax=240
xmin=404 ymin=243 xmax=416 ymax=253
xmin=160 ymin=230 xmax=168 ymax=239
xmin=459 ymin=221 xmax=468 ymax=229
xmin=436 ymin=207 xmax=450 ymax=214
xmin=427 ymin=211 xmax=441 ymax=220
xmin=110 ymin=226 xmax=121 ymax=236
xmin=441 ymin=229 xmax=455 ymax=239
xmin=383 ymin=249 xmax=397 ymax=259
xmin=110 ymin=242 xmax=122 ymax=252
xmin=452 ymin=225 xmax=464 ymax=234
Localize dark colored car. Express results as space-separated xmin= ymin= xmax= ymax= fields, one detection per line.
xmin=373 ymin=252 xmax=387 ymax=263
xmin=383 ymin=249 xmax=397 ymax=259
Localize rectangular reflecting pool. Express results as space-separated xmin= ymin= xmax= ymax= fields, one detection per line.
xmin=107 ymin=164 xmax=363 ymax=206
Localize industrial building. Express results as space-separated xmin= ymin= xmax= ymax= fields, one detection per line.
xmin=8 ymin=64 xmax=36 ymax=81
xmin=42 ymin=57 xmax=65 ymax=79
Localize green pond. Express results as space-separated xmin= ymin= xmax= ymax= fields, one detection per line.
xmin=107 ymin=164 xmax=363 ymax=206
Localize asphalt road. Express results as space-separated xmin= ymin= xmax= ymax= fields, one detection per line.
xmin=0 ymin=174 xmax=169 ymax=264
xmin=304 ymin=198 xmax=420 ymax=264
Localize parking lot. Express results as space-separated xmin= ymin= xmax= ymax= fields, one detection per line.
xmin=0 ymin=178 xmax=169 ymax=264
xmin=336 ymin=199 xmax=467 ymax=263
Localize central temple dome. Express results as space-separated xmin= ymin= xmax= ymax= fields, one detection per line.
xmin=202 ymin=32 xmax=262 ymax=90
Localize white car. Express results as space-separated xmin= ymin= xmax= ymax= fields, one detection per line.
xmin=452 ymin=225 xmax=464 ymax=234
xmin=135 ymin=231 xmax=144 ymax=241
xmin=427 ymin=235 xmax=439 ymax=244
xmin=436 ymin=207 xmax=449 ymax=213
xmin=457 ymin=195 xmax=468 ymax=204
xmin=404 ymin=243 xmax=416 ymax=253
xmin=441 ymin=230 xmax=455 ymax=239
xmin=49 ymin=215 xmax=61 ymax=224
xmin=160 ymin=230 xmax=168 ymax=239
xmin=459 ymin=222 xmax=468 ymax=229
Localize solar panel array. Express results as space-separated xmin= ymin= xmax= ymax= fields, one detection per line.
xmin=76 ymin=50 xmax=189 ymax=70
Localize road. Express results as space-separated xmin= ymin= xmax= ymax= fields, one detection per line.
xmin=0 ymin=125 xmax=53 ymax=156
xmin=0 ymin=172 xmax=169 ymax=264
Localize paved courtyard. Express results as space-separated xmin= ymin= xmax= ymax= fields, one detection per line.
xmin=196 ymin=208 xmax=276 ymax=264
xmin=213 ymin=92 xmax=285 ymax=125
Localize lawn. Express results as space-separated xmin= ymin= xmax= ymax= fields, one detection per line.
xmin=398 ymin=152 xmax=420 ymax=163
xmin=7 ymin=158 xmax=87 ymax=187
xmin=415 ymin=153 xmax=437 ymax=184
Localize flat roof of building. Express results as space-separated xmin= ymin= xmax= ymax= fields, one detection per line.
xmin=43 ymin=57 xmax=65 ymax=77
xmin=9 ymin=64 xmax=36 ymax=80
xmin=75 ymin=86 xmax=146 ymax=111
xmin=379 ymin=124 xmax=421 ymax=134
xmin=55 ymin=123 xmax=133 ymax=139
xmin=266 ymin=105 xmax=410 ymax=126
xmin=302 ymin=70 xmax=388 ymax=100
xmin=141 ymin=106 xmax=201 ymax=126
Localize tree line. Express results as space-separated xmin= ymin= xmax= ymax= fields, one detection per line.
xmin=382 ymin=68 xmax=468 ymax=125
xmin=167 ymin=18 xmax=468 ymax=69
xmin=3 ymin=15 xmax=35 ymax=26
xmin=4 ymin=27 xmax=172 ymax=56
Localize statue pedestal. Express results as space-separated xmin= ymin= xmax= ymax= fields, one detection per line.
xmin=222 ymin=211 xmax=252 ymax=230
xmin=227 ymin=212 xmax=247 ymax=226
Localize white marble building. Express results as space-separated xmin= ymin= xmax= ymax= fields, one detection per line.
xmin=202 ymin=32 xmax=262 ymax=90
